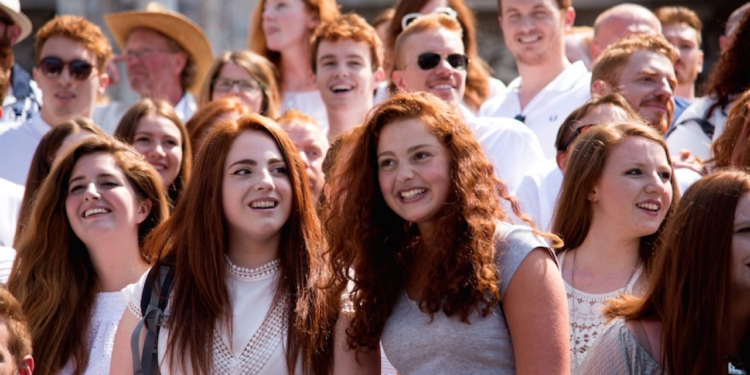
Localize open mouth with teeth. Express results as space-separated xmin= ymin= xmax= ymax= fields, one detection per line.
xmin=331 ymin=85 xmax=354 ymax=93
xmin=635 ymin=202 xmax=660 ymax=212
xmin=518 ymin=36 xmax=542 ymax=44
xmin=250 ymin=200 xmax=278 ymax=209
xmin=400 ymin=188 xmax=426 ymax=200
xmin=83 ymin=207 xmax=110 ymax=218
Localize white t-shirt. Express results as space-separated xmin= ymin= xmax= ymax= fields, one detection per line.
xmin=124 ymin=257 xmax=299 ymax=374
xmin=94 ymin=93 xmax=197 ymax=135
xmin=666 ymin=95 xmax=732 ymax=160
xmin=515 ymin=160 xmax=562 ymax=232
xmin=0 ymin=114 xmax=51 ymax=185
xmin=479 ymin=61 xmax=592 ymax=159
xmin=60 ymin=291 xmax=130 ymax=375
xmin=281 ymin=90 xmax=329 ymax=135
xmin=0 ymin=178 xmax=23 ymax=247
xmin=0 ymin=246 xmax=15 ymax=283
xmin=462 ymin=108 xmax=546 ymax=195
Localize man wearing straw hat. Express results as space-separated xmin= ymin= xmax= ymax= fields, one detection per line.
xmin=95 ymin=2 xmax=212 ymax=132
xmin=0 ymin=0 xmax=41 ymax=123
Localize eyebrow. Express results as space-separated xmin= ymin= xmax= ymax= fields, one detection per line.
xmin=228 ymin=157 xmax=286 ymax=168
xmin=377 ymin=144 xmax=434 ymax=158
xmin=69 ymin=173 xmax=118 ymax=184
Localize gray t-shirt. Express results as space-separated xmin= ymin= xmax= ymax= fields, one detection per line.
xmin=380 ymin=222 xmax=556 ymax=375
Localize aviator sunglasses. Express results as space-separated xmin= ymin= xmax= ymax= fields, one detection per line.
xmin=417 ymin=52 xmax=469 ymax=71
xmin=37 ymin=57 xmax=95 ymax=81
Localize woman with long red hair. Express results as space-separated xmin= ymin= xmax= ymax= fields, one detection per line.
xmin=324 ymin=92 xmax=569 ymax=374
xmin=110 ymin=114 xmax=374 ymax=374
xmin=580 ymin=170 xmax=750 ymax=374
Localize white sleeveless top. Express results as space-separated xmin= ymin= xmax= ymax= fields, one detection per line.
xmin=558 ymin=251 xmax=644 ymax=375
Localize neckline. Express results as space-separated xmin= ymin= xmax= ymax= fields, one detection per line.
xmin=224 ymin=254 xmax=280 ymax=280
xmin=560 ymin=251 xmax=644 ymax=299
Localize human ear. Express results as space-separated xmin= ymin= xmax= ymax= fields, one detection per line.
xmin=136 ymin=198 xmax=153 ymax=225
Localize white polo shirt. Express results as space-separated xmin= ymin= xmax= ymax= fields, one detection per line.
xmin=461 ymin=108 xmax=546 ymax=195
xmin=478 ymin=61 xmax=591 ymax=159
xmin=0 ymin=178 xmax=23 ymax=248
xmin=515 ymin=160 xmax=562 ymax=232
xmin=666 ymin=95 xmax=732 ymax=160
xmin=0 ymin=114 xmax=51 ymax=185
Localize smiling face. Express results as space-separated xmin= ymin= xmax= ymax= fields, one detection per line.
xmin=377 ymin=118 xmax=451 ymax=236
xmin=661 ymin=23 xmax=703 ymax=86
xmin=222 ymin=130 xmax=293 ymax=244
xmin=392 ymin=27 xmax=466 ymax=108
xmin=33 ymin=36 xmax=108 ymax=125
xmin=132 ymin=114 xmax=184 ymax=187
xmin=262 ymin=0 xmax=318 ymax=52
xmin=611 ymin=50 xmax=676 ymax=134
xmin=211 ymin=62 xmax=265 ymax=114
xmin=315 ymin=39 xmax=381 ymax=110
xmin=590 ymin=136 xmax=673 ymax=238
xmin=732 ymin=192 xmax=750 ymax=293
xmin=65 ymin=152 xmax=150 ymax=246
xmin=499 ymin=0 xmax=571 ymax=66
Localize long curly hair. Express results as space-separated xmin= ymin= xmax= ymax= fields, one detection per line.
xmin=703 ymin=11 xmax=750 ymax=120
xmin=323 ymin=92 xmax=543 ymax=350
xmin=711 ymin=89 xmax=750 ymax=169
xmin=8 ymin=136 xmax=168 ymax=375
xmin=386 ymin=0 xmax=493 ymax=112
xmin=604 ymin=170 xmax=750 ymax=375
xmin=145 ymin=114 xmax=334 ymax=374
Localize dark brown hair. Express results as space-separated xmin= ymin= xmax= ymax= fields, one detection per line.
xmin=703 ymin=11 xmax=750 ymax=121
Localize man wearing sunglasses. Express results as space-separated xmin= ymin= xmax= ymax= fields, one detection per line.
xmin=478 ymin=0 xmax=590 ymax=160
xmin=311 ymin=14 xmax=385 ymax=142
xmin=0 ymin=15 xmax=111 ymax=186
xmin=391 ymin=14 xmax=545 ymax=194
xmin=0 ymin=0 xmax=41 ymax=123
xmin=95 ymin=2 xmax=212 ymax=132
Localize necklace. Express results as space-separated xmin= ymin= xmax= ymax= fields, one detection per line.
xmin=568 ymin=248 xmax=641 ymax=370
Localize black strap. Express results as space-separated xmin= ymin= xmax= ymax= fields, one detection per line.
xmin=667 ymin=117 xmax=715 ymax=139
xmin=132 ymin=266 xmax=174 ymax=375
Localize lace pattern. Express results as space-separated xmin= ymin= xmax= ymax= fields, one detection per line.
xmin=225 ymin=254 xmax=281 ymax=280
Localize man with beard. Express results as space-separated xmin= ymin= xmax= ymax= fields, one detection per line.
xmin=479 ymin=0 xmax=590 ymax=160
xmin=590 ymin=34 xmax=678 ymax=136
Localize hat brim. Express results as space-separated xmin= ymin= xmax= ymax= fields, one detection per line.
xmin=104 ymin=11 xmax=213 ymax=94
xmin=0 ymin=3 xmax=32 ymax=44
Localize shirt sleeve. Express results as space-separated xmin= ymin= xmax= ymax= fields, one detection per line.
xmin=496 ymin=224 xmax=558 ymax=298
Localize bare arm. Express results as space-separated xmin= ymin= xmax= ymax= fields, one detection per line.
xmin=502 ymin=248 xmax=570 ymax=375
xmin=332 ymin=314 xmax=381 ymax=375
xmin=110 ymin=309 xmax=144 ymax=375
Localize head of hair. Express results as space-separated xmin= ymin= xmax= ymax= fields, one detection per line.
xmin=496 ymin=0 xmax=571 ymax=15
xmin=393 ymin=14 xmax=463 ymax=71
xmin=248 ymin=0 xmax=341 ymax=80
xmin=388 ymin=0 xmax=493 ymax=111
xmin=196 ymin=50 xmax=281 ymax=118
xmin=15 ymin=118 xmax=107 ymax=246
xmin=604 ymin=169 xmax=750 ymax=375
xmin=145 ymin=114 xmax=333 ymax=374
xmin=725 ymin=2 xmax=750 ymax=36
xmin=0 ymin=36 xmax=12 ymax=104
xmin=8 ymin=136 xmax=167 ymax=375
xmin=554 ymin=93 xmax=639 ymax=153
xmin=704 ymin=11 xmax=750 ymax=119
xmin=276 ymin=109 xmax=322 ymax=132
xmin=114 ymin=98 xmax=192 ymax=207
xmin=185 ymin=97 xmax=254 ymax=153
xmin=323 ymin=91 xmax=548 ymax=350
xmin=0 ymin=286 xmax=32 ymax=369
xmin=654 ymin=6 xmax=703 ymax=45
xmin=711 ymin=89 xmax=750 ymax=169
xmin=552 ymin=122 xmax=678 ymax=271
xmin=34 ymin=15 xmax=112 ymax=72
xmin=591 ymin=33 xmax=678 ymax=86
xmin=372 ymin=7 xmax=395 ymax=29
xmin=310 ymin=13 xmax=383 ymax=73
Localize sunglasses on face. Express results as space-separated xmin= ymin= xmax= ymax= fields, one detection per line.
xmin=416 ymin=52 xmax=469 ymax=71
xmin=561 ymin=124 xmax=595 ymax=152
xmin=37 ymin=57 xmax=95 ymax=81
xmin=401 ymin=7 xmax=458 ymax=30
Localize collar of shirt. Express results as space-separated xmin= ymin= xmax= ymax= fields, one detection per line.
xmin=507 ymin=61 xmax=589 ymax=94
xmin=173 ymin=92 xmax=196 ymax=122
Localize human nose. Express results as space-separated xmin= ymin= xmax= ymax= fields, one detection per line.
xmin=83 ymin=183 xmax=101 ymax=201
xmin=299 ymin=151 xmax=311 ymax=169
xmin=646 ymin=172 xmax=669 ymax=194
xmin=148 ymin=143 xmax=166 ymax=158
xmin=255 ymin=168 xmax=275 ymax=190
xmin=395 ymin=162 xmax=414 ymax=182
xmin=655 ymin=78 xmax=673 ymax=99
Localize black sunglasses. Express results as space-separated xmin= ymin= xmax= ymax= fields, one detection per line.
xmin=417 ymin=52 xmax=469 ymax=71
xmin=37 ymin=57 xmax=95 ymax=81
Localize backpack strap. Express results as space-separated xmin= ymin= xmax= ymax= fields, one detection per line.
xmin=132 ymin=265 xmax=174 ymax=375
xmin=667 ymin=117 xmax=715 ymax=139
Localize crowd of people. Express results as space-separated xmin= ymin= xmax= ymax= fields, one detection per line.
xmin=0 ymin=0 xmax=747 ymax=373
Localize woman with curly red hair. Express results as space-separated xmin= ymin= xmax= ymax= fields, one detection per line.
xmin=324 ymin=92 xmax=569 ymax=374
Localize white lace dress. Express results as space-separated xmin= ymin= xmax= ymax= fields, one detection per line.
xmin=125 ymin=257 xmax=299 ymax=374
xmin=559 ymin=252 xmax=644 ymax=374
xmin=60 ymin=291 xmax=129 ymax=375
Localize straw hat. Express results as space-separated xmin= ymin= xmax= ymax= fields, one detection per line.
xmin=0 ymin=0 xmax=32 ymax=44
xmin=104 ymin=2 xmax=213 ymax=93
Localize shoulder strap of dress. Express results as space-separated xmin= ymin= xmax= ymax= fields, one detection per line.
xmin=625 ymin=264 xmax=644 ymax=291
